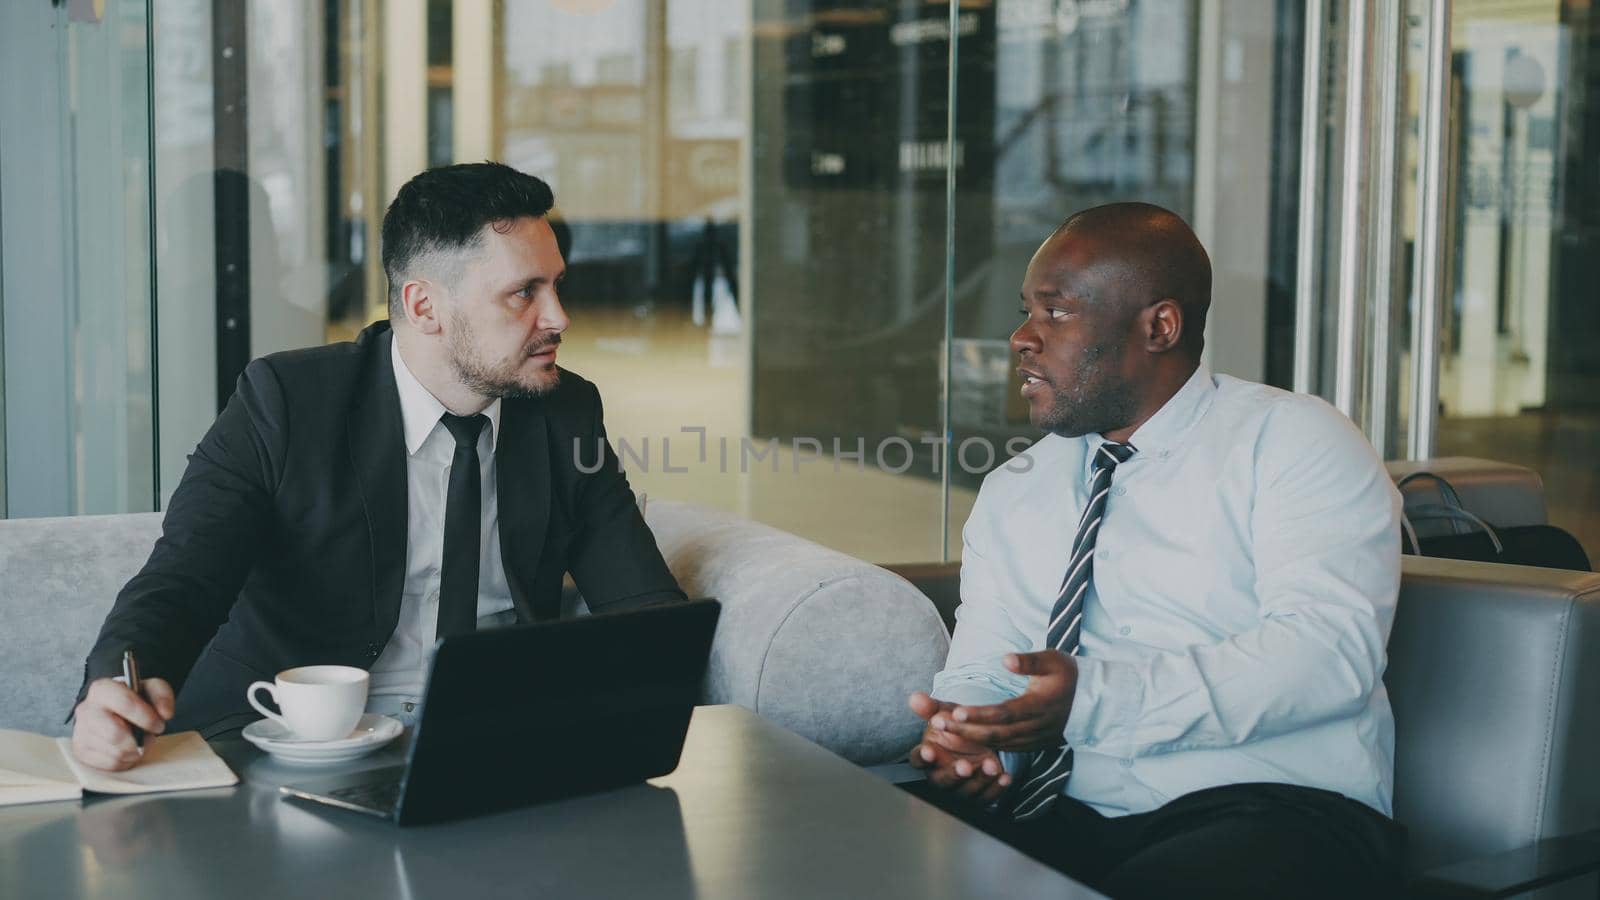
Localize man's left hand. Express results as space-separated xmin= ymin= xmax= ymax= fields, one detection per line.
xmin=936 ymin=650 xmax=1079 ymax=752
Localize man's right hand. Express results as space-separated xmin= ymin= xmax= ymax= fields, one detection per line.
xmin=907 ymin=691 xmax=1011 ymax=804
xmin=71 ymin=677 xmax=176 ymax=771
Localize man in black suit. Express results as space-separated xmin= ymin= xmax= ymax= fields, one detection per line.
xmin=71 ymin=163 xmax=683 ymax=770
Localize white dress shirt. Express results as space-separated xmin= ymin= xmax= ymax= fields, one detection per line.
xmin=934 ymin=365 xmax=1401 ymax=817
xmin=367 ymin=342 xmax=515 ymax=704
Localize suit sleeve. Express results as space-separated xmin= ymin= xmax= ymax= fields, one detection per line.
xmin=564 ymin=389 xmax=686 ymax=613
xmin=75 ymin=359 xmax=288 ymax=705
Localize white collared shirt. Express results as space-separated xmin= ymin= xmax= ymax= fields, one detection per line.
xmin=367 ymin=341 xmax=515 ymax=703
xmin=934 ymin=365 xmax=1401 ymax=817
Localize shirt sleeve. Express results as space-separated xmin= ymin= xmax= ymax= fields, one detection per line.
xmin=1063 ymin=398 xmax=1402 ymax=758
xmin=932 ymin=479 xmax=1032 ymax=709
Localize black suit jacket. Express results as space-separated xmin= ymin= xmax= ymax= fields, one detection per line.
xmin=80 ymin=321 xmax=683 ymax=735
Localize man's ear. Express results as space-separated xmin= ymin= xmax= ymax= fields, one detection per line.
xmin=1145 ymin=298 xmax=1184 ymax=354
xmin=400 ymin=279 xmax=443 ymax=335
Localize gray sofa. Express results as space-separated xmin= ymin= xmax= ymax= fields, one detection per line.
xmin=5 ymin=489 xmax=1600 ymax=894
xmin=0 ymin=501 xmax=948 ymax=765
xmin=890 ymin=557 xmax=1600 ymax=894
xmin=1387 ymin=456 xmax=1550 ymax=538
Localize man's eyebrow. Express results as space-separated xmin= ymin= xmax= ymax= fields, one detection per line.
xmin=1024 ymin=288 xmax=1067 ymax=301
xmin=507 ymin=270 xmax=566 ymax=291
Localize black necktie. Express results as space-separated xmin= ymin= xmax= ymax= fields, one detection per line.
xmin=437 ymin=413 xmax=487 ymax=639
xmin=1007 ymin=440 xmax=1136 ymax=822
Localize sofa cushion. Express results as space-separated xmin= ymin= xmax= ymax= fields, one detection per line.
xmin=0 ymin=512 xmax=162 ymax=736
xmin=1388 ymin=555 xmax=1600 ymax=872
xmin=644 ymin=501 xmax=950 ymax=765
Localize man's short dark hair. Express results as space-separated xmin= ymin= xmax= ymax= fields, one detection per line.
xmin=1053 ymin=202 xmax=1212 ymax=356
xmin=381 ymin=162 xmax=555 ymax=316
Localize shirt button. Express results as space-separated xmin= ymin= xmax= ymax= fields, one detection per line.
xmin=1159 ymin=450 xmax=1171 ymax=459
xmin=1119 ymin=626 xmax=1131 ymax=636
xmin=1120 ymin=758 xmax=1134 ymax=768
xmin=1113 ymin=486 xmax=1127 ymax=496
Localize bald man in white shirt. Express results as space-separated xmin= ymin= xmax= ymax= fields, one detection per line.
xmin=904 ymin=203 xmax=1404 ymax=899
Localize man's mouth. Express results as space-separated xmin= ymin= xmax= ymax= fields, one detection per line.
xmin=1018 ymin=366 xmax=1049 ymax=399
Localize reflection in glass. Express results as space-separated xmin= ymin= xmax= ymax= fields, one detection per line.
xmin=124 ymin=0 xmax=1313 ymax=563
xmin=947 ymin=0 xmax=1305 ymax=554
xmin=1434 ymin=2 xmax=1600 ymax=563
xmin=0 ymin=0 xmax=157 ymax=516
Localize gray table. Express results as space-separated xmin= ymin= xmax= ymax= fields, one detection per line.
xmin=0 ymin=705 xmax=1099 ymax=898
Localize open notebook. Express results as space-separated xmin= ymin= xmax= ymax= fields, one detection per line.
xmin=0 ymin=730 xmax=238 ymax=807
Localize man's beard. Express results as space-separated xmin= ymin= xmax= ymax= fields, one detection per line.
xmin=1035 ymin=342 xmax=1138 ymax=438
xmin=446 ymin=312 xmax=562 ymax=399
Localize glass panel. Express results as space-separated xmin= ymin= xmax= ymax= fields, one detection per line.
xmin=0 ymin=0 xmax=156 ymax=516
xmin=127 ymin=0 xmax=1350 ymax=563
xmin=144 ymin=0 xmax=957 ymax=561
xmin=497 ymin=0 xmax=954 ymax=561
xmin=736 ymin=1 xmax=959 ymax=560
xmin=69 ymin=1 xmax=158 ymax=513
xmin=947 ymin=0 xmax=1309 ymax=555
xmin=153 ymin=0 xmax=366 ymax=503
xmin=1433 ymin=0 xmax=1600 ymax=563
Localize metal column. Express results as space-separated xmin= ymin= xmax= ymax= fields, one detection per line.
xmin=1332 ymin=0 xmax=1374 ymax=418
xmin=1292 ymin=0 xmax=1326 ymax=395
xmin=1407 ymin=0 xmax=1454 ymax=459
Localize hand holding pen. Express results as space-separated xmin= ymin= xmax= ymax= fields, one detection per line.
xmin=67 ymin=648 xmax=177 ymax=771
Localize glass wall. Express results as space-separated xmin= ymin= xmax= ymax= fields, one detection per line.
xmin=28 ymin=0 xmax=1600 ymax=570
xmin=151 ymin=0 xmax=338 ymax=502
xmin=0 ymin=0 xmax=156 ymax=518
xmin=948 ymin=0 xmax=1305 ymax=555
xmin=1429 ymin=0 xmax=1600 ymax=561
xmin=0 ymin=0 xmax=1315 ymax=562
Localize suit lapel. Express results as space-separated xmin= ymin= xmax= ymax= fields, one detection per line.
xmin=347 ymin=325 xmax=409 ymax=638
xmin=497 ymin=398 xmax=550 ymax=621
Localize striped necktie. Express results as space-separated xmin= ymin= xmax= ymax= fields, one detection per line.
xmin=1007 ymin=440 xmax=1136 ymax=822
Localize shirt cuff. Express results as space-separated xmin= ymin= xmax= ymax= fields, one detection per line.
xmin=930 ymin=681 xmax=1014 ymax=709
xmin=999 ymin=750 xmax=1029 ymax=780
xmin=931 ymin=665 xmax=1028 ymax=709
xmin=1063 ymin=655 xmax=1144 ymax=753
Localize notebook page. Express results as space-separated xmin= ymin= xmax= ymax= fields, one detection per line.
xmin=0 ymin=729 xmax=82 ymax=806
xmin=54 ymin=732 xmax=238 ymax=796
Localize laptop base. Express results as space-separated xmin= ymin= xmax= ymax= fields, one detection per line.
xmin=280 ymin=765 xmax=405 ymax=820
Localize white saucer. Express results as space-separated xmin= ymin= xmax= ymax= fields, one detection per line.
xmin=242 ymin=713 xmax=403 ymax=766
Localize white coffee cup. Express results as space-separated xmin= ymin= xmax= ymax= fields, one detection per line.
xmin=247 ymin=665 xmax=369 ymax=742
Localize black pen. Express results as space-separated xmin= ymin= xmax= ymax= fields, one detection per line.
xmin=122 ymin=648 xmax=145 ymax=749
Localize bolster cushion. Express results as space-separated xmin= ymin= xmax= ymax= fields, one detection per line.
xmin=644 ymin=500 xmax=951 ymax=765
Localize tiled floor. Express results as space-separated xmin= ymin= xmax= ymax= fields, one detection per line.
xmin=557 ymin=304 xmax=978 ymax=564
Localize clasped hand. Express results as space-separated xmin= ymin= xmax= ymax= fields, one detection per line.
xmin=906 ymin=650 xmax=1079 ymax=801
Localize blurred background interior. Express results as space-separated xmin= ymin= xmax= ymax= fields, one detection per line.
xmin=2 ymin=0 xmax=1597 ymax=564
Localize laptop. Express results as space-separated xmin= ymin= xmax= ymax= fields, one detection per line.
xmin=278 ymin=598 xmax=720 ymax=826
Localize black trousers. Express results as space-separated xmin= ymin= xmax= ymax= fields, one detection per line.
xmin=900 ymin=779 xmax=1406 ymax=899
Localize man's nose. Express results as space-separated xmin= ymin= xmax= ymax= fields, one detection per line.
xmin=540 ymin=293 xmax=570 ymax=334
xmin=1011 ymin=320 xmax=1040 ymax=356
